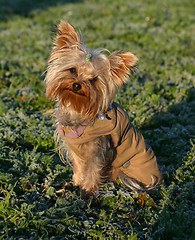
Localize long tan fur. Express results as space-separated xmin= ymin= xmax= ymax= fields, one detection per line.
xmin=45 ymin=21 xmax=163 ymax=195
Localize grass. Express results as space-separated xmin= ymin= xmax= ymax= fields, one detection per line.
xmin=0 ymin=0 xmax=194 ymax=239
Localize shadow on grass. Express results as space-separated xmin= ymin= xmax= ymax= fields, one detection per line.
xmin=139 ymin=87 xmax=195 ymax=183
xmin=138 ymin=90 xmax=195 ymax=239
xmin=0 ymin=0 xmax=83 ymax=21
xmin=142 ymin=87 xmax=195 ymax=130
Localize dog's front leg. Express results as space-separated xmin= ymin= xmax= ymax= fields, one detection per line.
xmin=68 ymin=135 xmax=115 ymax=193
xmin=81 ymin=153 xmax=103 ymax=192
xmin=69 ymin=138 xmax=106 ymax=193
xmin=70 ymin=150 xmax=86 ymax=187
xmin=79 ymin=136 xmax=114 ymax=192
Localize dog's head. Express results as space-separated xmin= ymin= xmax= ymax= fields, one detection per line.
xmin=45 ymin=21 xmax=138 ymax=121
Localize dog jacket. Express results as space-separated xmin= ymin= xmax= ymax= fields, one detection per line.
xmin=61 ymin=102 xmax=163 ymax=186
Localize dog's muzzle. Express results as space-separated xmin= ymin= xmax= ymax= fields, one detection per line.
xmin=72 ymin=82 xmax=81 ymax=92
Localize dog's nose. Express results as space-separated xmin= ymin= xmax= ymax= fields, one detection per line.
xmin=72 ymin=82 xmax=81 ymax=91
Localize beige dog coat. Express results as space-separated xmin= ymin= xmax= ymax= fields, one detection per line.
xmin=61 ymin=102 xmax=163 ymax=186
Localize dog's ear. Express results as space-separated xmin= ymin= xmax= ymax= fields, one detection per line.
xmin=108 ymin=51 xmax=138 ymax=87
xmin=54 ymin=21 xmax=81 ymax=49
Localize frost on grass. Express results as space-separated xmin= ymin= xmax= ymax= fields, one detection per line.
xmin=0 ymin=0 xmax=194 ymax=238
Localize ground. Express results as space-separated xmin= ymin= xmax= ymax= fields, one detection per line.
xmin=0 ymin=0 xmax=194 ymax=239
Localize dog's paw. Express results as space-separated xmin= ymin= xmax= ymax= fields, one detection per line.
xmin=73 ymin=174 xmax=83 ymax=187
xmin=79 ymin=189 xmax=94 ymax=199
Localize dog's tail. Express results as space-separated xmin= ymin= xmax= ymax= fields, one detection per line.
xmin=118 ymin=170 xmax=163 ymax=192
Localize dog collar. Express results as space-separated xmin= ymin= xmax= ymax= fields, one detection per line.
xmin=60 ymin=105 xmax=113 ymax=138
xmin=98 ymin=105 xmax=113 ymax=120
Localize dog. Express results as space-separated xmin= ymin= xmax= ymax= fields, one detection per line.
xmin=45 ymin=21 xmax=163 ymax=195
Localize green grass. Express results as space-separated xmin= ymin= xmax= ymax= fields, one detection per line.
xmin=0 ymin=0 xmax=194 ymax=239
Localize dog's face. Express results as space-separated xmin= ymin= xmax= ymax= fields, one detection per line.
xmin=45 ymin=21 xmax=138 ymax=122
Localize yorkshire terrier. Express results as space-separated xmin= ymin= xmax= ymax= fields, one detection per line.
xmin=45 ymin=21 xmax=163 ymax=195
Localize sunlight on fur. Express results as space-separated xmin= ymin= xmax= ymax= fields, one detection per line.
xmin=45 ymin=21 xmax=163 ymax=195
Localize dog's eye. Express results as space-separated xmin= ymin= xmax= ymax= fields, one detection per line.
xmin=90 ymin=76 xmax=98 ymax=83
xmin=69 ymin=68 xmax=77 ymax=74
